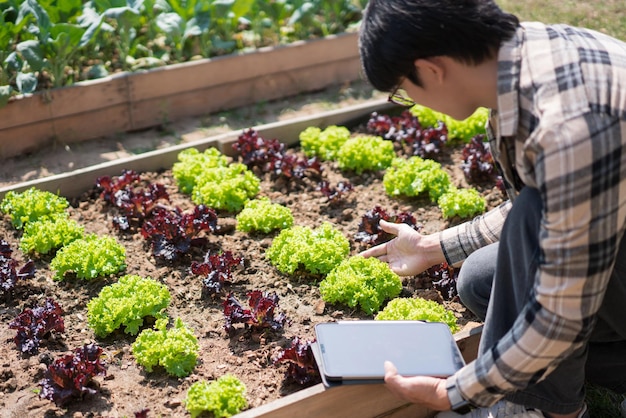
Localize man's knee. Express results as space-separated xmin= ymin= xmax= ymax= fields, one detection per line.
xmin=456 ymin=243 xmax=498 ymax=320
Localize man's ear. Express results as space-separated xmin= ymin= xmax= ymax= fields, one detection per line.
xmin=414 ymin=57 xmax=446 ymax=84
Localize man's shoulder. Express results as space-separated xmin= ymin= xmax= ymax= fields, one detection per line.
xmin=520 ymin=21 xmax=626 ymax=52
xmin=517 ymin=21 xmax=626 ymax=119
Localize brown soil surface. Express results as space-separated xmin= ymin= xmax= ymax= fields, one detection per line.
xmin=0 ymin=81 xmax=501 ymax=418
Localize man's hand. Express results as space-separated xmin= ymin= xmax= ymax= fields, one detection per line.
xmin=359 ymin=219 xmax=446 ymax=276
xmin=384 ymin=361 xmax=451 ymax=411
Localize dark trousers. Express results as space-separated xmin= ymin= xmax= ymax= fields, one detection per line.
xmin=456 ymin=187 xmax=626 ymax=414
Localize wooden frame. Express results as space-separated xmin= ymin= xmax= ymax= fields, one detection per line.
xmin=0 ymin=32 xmax=361 ymax=159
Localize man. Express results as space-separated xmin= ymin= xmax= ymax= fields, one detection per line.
xmin=358 ymin=1 xmax=626 ymax=417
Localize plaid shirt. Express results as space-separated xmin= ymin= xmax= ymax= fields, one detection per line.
xmin=441 ymin=22 xmax=626 ymax=406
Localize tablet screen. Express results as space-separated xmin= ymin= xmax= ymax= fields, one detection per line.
xmin=314 ymin=320 xmax=465 ymax=381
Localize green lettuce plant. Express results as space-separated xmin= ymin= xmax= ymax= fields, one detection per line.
xmin=375 ymin=297 xmax=459 ymax=333
xmin=0 ymin=187 xmax=69 ymax=229
xmin=266 ymin=222 xmax=350 ymax=275
xmin=185 ymin=375 xmax=248 ymax=418
xmin=319 ymin=256 xmax=403 ymax=315
xmin=87 ymin=275 xmax=171 ymax=338
xmin=50 ymin=234 xmax=126 ymax=280
xmin=383 ymin=157 xmax=451 ymax=202
xmin=191 ymin=163 xmax=261 ymax=212
xmin=132 ymin=317 xmax=199 ymax=377
xmin=437 ymin=188 xmax=486 ymax=219
xmin=172 ymin=147 xmax=260 ymax=212
xmin=19 ymin=214 xmax=84 ymax=255
xmin=172 ymin=147 xmax=229 ymax=194
xmin=336 ymin=135 xmax=395 ymax=174
xmin=235 ymin=197 xmax=294 ymax=233
xmin=299 ymin=125 xmax=351 ymax=160
xmin=410 ymin=105 xmax=489 ymax=142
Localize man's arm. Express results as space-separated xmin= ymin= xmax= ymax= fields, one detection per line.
xmin=439 ymin=200 xmax=510 ymax=266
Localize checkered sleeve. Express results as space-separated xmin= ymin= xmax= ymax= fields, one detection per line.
xmin=439 ymin=201 xmax=511 ymax=266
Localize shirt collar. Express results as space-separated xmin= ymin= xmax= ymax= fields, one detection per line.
xmin=495 ymin=25 xmax=525 ymax=138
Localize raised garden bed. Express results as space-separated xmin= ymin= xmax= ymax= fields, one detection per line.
xmin=0 ymin=99 xmax=497 ymax=417
xmin=0 ymin=32 xmax=361 ymax=159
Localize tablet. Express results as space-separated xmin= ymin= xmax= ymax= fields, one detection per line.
xmin=314 ymin=320 xmax=465 ymax=382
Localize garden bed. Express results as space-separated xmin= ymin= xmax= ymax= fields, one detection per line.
xmin=0 ymin=100 xmax=499 ymax=418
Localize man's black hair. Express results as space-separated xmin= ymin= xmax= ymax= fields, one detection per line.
xmin=359 ymin=0 xmax=519 ymax=92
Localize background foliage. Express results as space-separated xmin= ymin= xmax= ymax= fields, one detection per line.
xmin=0 ymin=0 xmax=366 ymax=103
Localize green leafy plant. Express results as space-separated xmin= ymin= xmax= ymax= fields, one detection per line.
xmin=15 ymin=0 xmax=100 ymax=87
xmin=266 ymin=222 xmax=350 ymax=275
xmin=0 ymin=187 xmax=69 ymax=229
xmin=252 ymin=0 xmax=294 ymax=45
xmin=0 ymin=7 xmax=36 ymax=102
xmin=185 ymin=375 xmax=248 ymax=418
xmin=288 ymin=0 xmax=362 ymax=39
xmin=87 ymin=274 xmax=171 ymax=338
xmin=383 ymin=157 xmax=451 ymax=202
xmin=50 ymin=234 xmax=126 ymax=280
xmin=299 ymin=125 xmax=351 ymax=161
xmin=437 ymin=187 xmax=486 ymax=219
xmin=91 ymin=0 xmax=145 ymax=72
xmin=191 ymin=163 xmax=261 ymax=212
xmin=337 ymin=135 xmax=395 ymax=174
xmin=19 ymin=214 xmax=84 ymax=255
xmin=410 ymin=105 xmax=489 ymax=142
xmin=319 ymin=256 xmax=403 ymax=315
xmin=203 ymin=0 xmax=257 ymax=56
xmin=375 ymin=297 xmax=459 ymax=333
xmin=172 ymin=147 xmax=230 ymax=194
xmin=132 ymin=317 xmax=199 ymax=377
xmin=172 ymin=147 xmax=260 ymax=212
xmin=235 ymin=197 xmax=294 ymax=233
xmin=154 ymin=0 xmax=208 ymax=63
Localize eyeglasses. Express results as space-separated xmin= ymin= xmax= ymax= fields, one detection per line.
xmin=388 ymin=86 xmax=416 ymax=108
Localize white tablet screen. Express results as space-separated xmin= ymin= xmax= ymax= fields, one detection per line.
xmin=314 ymin=320 xmax=465 ymax=381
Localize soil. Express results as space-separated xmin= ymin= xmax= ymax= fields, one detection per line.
xmin=0 ymin=80 xmax=503 ymax=418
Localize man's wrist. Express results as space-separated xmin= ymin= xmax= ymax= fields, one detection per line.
xmin=445 ymin=376 xmax=472 ymax=413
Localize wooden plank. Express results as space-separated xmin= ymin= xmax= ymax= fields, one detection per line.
xmin=0 ymin=104 xmax=131 ymax=159
xmin=127 ymin=32 xmax=359 ymax=102
xmin=0 ymin=121 xmax=55 ymax=159
xmin=0 ymin=92 xmax=53 ymax=127
xmin=0 ymin=76 xmax=132 ymax=158
xmin=0 ymin=75 xmax=129 ymax=129
xmin=46 ymin=75 xmax=129 ymax=119
xmin=234 ymin=383 xmax=434 ymax=418
xmin=234 ymin=325 xmax=483 ymax=418
xmin=129 ymin=57 xmax=362 ymax=131
xmin=456 ymin=323 xmax=483 ymax=364
xmin=50 ymin=104 xmax=132 ymax=145
xmin=247 ymin=57 xmax=361 ymax=102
